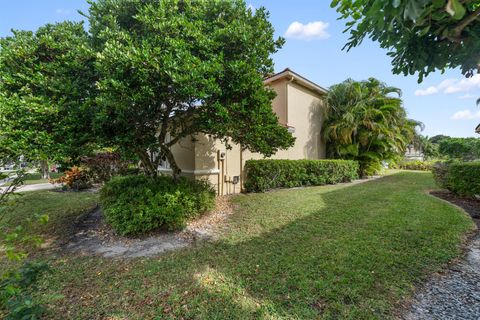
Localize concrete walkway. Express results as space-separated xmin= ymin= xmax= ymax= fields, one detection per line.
xmin=0 ymin=183 xmax=61 ymax=193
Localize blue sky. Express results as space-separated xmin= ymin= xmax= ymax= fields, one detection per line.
xmin=1 ymin=1 xmax=479 ymax=138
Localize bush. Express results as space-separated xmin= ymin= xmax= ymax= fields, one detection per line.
xmin=397 ymin=160 xmax=434 ymax=171
xmin=0 ymin=173 xmax=7 ymax=180
xmin=431 ymin=162 xmax=450 ymax=189
xmin=432 ymin=161 xmax=480 ymax=197
xmin=81 ymin=152 xmax=130 ymax=183
xmin=438 ymin=137 xmax=480 ymax=160
xmin=50 ymin=166 xmax=91 ymax=190
xmin=100 ymin=175 xmax=216 ymax=235
xmin=244 ymin=159 xmax=359 ymax=192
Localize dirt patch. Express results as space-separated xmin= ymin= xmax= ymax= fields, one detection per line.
xmin=402 ymin=191 xmax=480 ymax=320
xmin=60 ymin=196 xmax=234 ymax=259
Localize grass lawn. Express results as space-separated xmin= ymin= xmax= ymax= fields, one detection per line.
xmin=0 ymin=190 xmax=98 ymax=239
xmin=3 ymin=172 xmax=63 ymax=186
xmin=1 ymin=171 xmax=475 ymax=319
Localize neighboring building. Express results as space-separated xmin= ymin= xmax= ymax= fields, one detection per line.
xmin=476 ymin=123 xmax=480 ymax=134
xmin=161 ymin=68 xmax=328 ymax=195
xmin=404 ymin=144 xmax=424 ymax=160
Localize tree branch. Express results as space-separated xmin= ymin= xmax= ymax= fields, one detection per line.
xmin=451 ymin=6 xmax=480 ymax=40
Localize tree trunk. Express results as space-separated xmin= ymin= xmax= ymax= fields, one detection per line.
xmin=137 ymin=150 xmax=158 ymax=177
xmin=160 ymin=145 xmax=181 ymax=179
xmin=40 ymin=159 xmax=50 ymax=179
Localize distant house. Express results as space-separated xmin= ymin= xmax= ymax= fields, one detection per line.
xmin=160 ymin=68 xmax=328 ymax=195
xmin=404 ymin=144 xmax=424 ymax=160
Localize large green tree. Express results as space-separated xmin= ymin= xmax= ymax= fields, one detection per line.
xmin=0 ymin=22 xmax=97 ymax=178
xmin=332 ymin=0 xmax=480 ymax=82
xmin=323 ymin=78 xmax=420 ymax=175
xmin=88 ymin=0 xmax=294 ymax=177
xmin=438 ymin=137 xmax=480 ymax=159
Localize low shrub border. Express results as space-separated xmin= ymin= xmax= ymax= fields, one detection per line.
xmin=244 ymin=159 xmax=359 ymax=192
xmin=100 ymin=175 xmax=216 ymax=235
xmin=432 ymin=161 xmax=480 ymax=197
xmin=397 ymin=160 xmax=434 ymax=171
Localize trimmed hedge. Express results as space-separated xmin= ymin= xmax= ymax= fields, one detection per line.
xmin=397 ymin=160 xmax=434 ymax=171
xmin=432 ymin=161 xmax=480 ymax=197
xmin=100 ymin=175 xmax=216 ymax=235
xmin=244 ymin=159 xmax=359 ymax=192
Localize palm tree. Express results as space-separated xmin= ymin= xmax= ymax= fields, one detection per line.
xmin=323 ymin=78 xmax=420 ymax=176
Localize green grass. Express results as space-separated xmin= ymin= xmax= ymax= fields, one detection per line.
xmin=3 ymin=172 xmax=64 ymax=186
xmin=2 ymin=172 xmax=475 ymax=319
xmin=0 ymin=190 xmax=98 ymax=239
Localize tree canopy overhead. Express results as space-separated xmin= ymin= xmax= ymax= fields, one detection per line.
xmin=0 ymin=21 xmax=97 ymax=176
xmin=87 ymin=0 xmax=294 ymax=176
xmin=332 ymin=0 xmax=480 ymax=82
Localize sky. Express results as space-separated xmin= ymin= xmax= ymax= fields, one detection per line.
xmin=1 ymin=1 xmax=479 ymax=138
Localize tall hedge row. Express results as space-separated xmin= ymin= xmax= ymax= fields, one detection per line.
xmin=244 ymin=159 xmax=359 ymax=192
xmin=432 ymin=161 xmax=480 ymax=197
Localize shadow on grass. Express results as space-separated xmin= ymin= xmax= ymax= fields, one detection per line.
xmin=42 ymin=172 xmax=474 ymax=319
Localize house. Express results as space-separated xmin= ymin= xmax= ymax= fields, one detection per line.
xmin=476 ymin=123 xmax=480 ymax=134
xmin=404 ymin=144 xmax=424 ymax=160
xmin=161 ymin=68 xmax=328 ymax=195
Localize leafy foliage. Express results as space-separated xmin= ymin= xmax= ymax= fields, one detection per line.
xmin=50 ymin=166 xmax=91 ymax=191
xmin=0 ymin=22 xmax=97 ymax=165
xmin=410 ymin=135 xmax=440 ymax=159
xmin=1 ymin=261 xmax=49 ymax=320
xmin=0 ymin=171 xmax=49 ymax=319
xmin=438 ymin=137 xmax=480 ymax=160
xmin=88 ymin=0 xmax=294 ymax=177
xmin=244 ymin=159 xmax=359 ymax=192
xmin=332 ymin=0 xmax=480 ymax=81
xmin=432 ymin=161 xmax=480 ymax=196
xmin=323 ymin=78 xmax=420 ymax=176
xmin=100 ymin=175 xmax=216 ymax=235
xmin=81 ymin=152 xmax=130 ymax=183
xmin=396 ymin=159 xmax=435 ymax=171
xmin=429 ymin=134 xmax=451 ymax=144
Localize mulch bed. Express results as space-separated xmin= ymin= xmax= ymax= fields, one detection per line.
xmin=430 ymin=190 xmax=480 ymax=227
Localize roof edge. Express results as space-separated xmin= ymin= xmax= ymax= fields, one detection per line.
xmin=264 ymin=68 xmax=328 ymax=95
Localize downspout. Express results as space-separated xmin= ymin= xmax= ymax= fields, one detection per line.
xmin=217 ymin=150 xmax=221 ymax=196
xmin=240 ymin=144 xmax=243 ymax=193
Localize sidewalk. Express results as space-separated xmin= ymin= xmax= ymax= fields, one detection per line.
xmin=0 ymin=183 xmax=61 ymax=193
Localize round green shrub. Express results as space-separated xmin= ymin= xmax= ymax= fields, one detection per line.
xmin=100 ymin=175 xmax=216 ymax=235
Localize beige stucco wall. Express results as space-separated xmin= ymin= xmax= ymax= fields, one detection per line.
xmin=269 ymin=79 xmax=288 ymax=125
xmin=166 ymin=77 xmax=326 ymax=195
xmin=170 ymin=137 xmax=195 ymax=171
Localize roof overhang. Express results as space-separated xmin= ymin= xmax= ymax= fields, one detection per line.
xmin=264 ymin=68 xmax=328 ymax=96
xmin=476 ymin=123 xmax=480 ymax=134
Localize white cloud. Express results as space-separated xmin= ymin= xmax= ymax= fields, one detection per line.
xmin=285 ymin=21 xmax=330 ymax=40
xmin=414 ymin=86 xmax=438 ymax=96
xmin=458 ymin=94 xmax=475 ymax=99
xmin=451 ymin=109 xmax=480 ymax=120
xmin=415 ymin=74 xmax=480 ymax=96
xmin=55 ymin=8 xmax=72 ymax=15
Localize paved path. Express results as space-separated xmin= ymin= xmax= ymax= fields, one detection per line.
xmin=0 ymin=183 xmax=61 ymax=193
